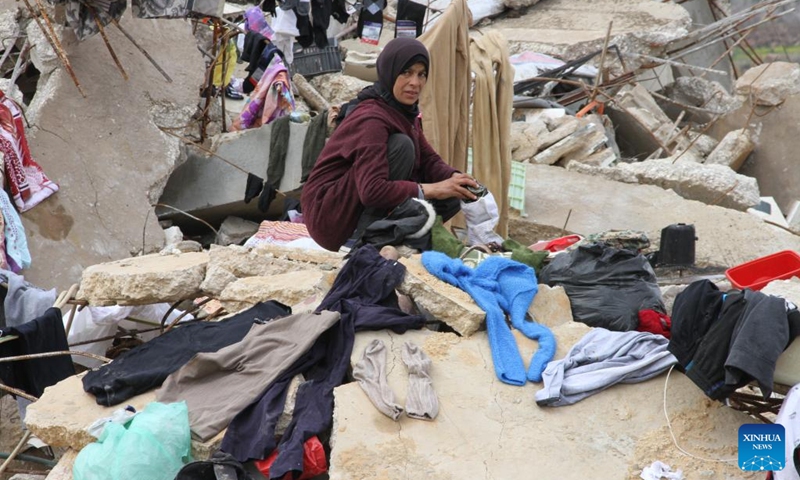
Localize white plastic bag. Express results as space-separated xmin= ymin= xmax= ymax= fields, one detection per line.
xmin=460 ymin=191 xmax=504 ymax=246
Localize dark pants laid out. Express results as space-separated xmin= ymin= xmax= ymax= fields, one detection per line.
xmin=353 ymin=133 xmax=460 ymax=241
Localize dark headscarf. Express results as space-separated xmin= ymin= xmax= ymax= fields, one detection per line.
xmin=355 ymin=37 xmax=430 ymax=122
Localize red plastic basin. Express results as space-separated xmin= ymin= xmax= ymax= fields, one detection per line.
xmin=725 ymin=250 xmax=800 ymax=291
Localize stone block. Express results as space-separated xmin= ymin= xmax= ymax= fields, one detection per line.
xmin=330 ymin=327 xmax=751 ymax=479
xmin=510 ymin=120 xmax=548 ymax=162
xmin=570 ymin=159 xmax=760 ymax=211
xmin=704 ymin=128 xmax=755 ymax=171
xmin=735 ymin=62 xmax=800 ymax=107
xmin=396 ymin=255 xmax=485 ymax=337
xmin=76 ymin=252 xmax=208 ymax=306
xmin=24 ymin=374 xmax=219 ymax=460
xmin=529 ymin=284 xmax=573 ymax=328
xmin=532 ymin=123 xmax=607 ymax=166
xmin=217 ymin=216 xmax=260 ymax=246
xmin=218 ymin=270 xmax=328 ymax=313
xmin=200 ymin=244 xmax=342 ymax=296
xmin=310 ymin=72 xmax=371 ymax=106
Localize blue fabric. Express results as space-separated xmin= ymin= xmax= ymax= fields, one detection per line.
xmin=422 ymin=251 xmax=556 ymax=384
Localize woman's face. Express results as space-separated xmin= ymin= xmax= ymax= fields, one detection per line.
xmin=393 ymin=62 xmax=428 ymax=106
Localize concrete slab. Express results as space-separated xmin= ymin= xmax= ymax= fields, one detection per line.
xmin=516 ymin=164 xmax=800 ymax=269
xmin=24 ymin=374 xmax=220 ymax=460
xmin=486 ymin=0 xmax=690 ymax=69
xmin=715 ymin=93 xmax=800 ymax=215
xmin=20 ymin=15 xmax=205 ymax=291
xmin=76 ymin=251 xmax=208 ymax=306
xmin=157 ymin=120 xmax=308 ymax=226
xmin=330 ymin=328 xmax=756 ymax=480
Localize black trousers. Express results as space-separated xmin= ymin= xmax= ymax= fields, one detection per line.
xmin=353 ymin=133 xmax=459 ymax=241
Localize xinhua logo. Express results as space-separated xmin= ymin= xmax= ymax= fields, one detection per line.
xmin=739 ymin=424 xmax=785 ymax=471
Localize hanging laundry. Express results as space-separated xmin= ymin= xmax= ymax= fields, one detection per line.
xmin=258 ymin=184 xmax=277 ymax=213
xmin=0 ymin=91 xmax=58 ymax=212
xmin=267 ymin=116 xmax=291 ymax=188
xmin=244 ymin=173 xmax=265 ymax=203
xmin=212 ymin=39 xmax=238 ymax=88
xmin=0 ymin=308 xmax=75 ymax=397
xmin=48 ymin=0 xmax=126 ymax=41
xmin=231 ymin=56 xmax=295 ymax=131
xmin=396 ymin=0 xmax=426 ymax=37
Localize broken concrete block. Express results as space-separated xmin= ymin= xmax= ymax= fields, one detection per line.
xmin=217 ymin=216 xmax=260 ymax=246
xmin=26 ymin=20 xmax=60 ymax=76
xmin=0 ymin=8 xmax=19 ymax=43
xmin=24 ymin=374 xmax=219 ymax=460
xmin=330 ymin=326 xmax=750 ymax=480
xmin=519 ymin=164 xmax=800 ymax=269
xmin=668 ymin=76 xmax=738 ymax=117
xmin=538 ymin=116 xmax=580 ymax=152
xmin=532 ymin=123 xmax=606 ymax=166
xmin=200 ymin=244 xmax=342 ymax=297
xmin=488 ymin=0 xmax=690 ymax=73
xmin=607 ymin=84 xmax=675 ymax=159
xmin=686 ymin=132 xmax=719 ymax=157
xmin=735 ymin=62 xmax=800 ymax=107
xmin=76 ymin=252 xmax=208 ymax=306
xmin=528 ymin=284 xmax=573 ymax=328
xmin=570 ymin=159 xmax=760 ymax=211
xmin=704 ymin=128 xmax=755 ymax=171
xmin=396 ymin=255 xmax=485 ymax=337
xmin=218 ymin=270 xmax=329 ymax=313
xmin=163 ymin=226 xmax=184 ymax=246
xmin=158 ymin=122 xmax=307 ymax=227
xmin=567 ymin=148 xmax=617 ymax=168
xmin=9 ymin=474 xmax=46 ymax=480
xmin=20 ymin=17 xmax=205 ymax=291
xmin=310 ymin=72 xmax=371 ymax=106
xmin=510 ymin=120 xmax=548 ymax=162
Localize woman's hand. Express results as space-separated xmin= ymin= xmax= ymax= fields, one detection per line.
xmin=420 ymin=173 xmax=480 ymax=200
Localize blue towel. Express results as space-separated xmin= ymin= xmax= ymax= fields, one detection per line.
xmin=422 ymin=251 xmax=556 ymax=385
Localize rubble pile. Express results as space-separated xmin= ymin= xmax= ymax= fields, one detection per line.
xmin=2 ymin=0 xmax=800 ymax=479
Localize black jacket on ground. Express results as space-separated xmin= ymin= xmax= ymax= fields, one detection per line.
xmin=669 ymin=279 xmax=797 ymax=400
xmin=82 ymin=301 xmax=291 ymax=406
xmin=219 ymin=245 xmax=426 ymax=479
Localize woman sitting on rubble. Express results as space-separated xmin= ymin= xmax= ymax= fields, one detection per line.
xmin=301 ymin=37 xmax=479 ymax=252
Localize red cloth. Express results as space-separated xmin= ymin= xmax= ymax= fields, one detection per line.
xmin=0 ymin=91 xmax=58 ymax=212
xmin=254 ymin=436 xmax=327 ymax=480
xmin=637 ymin=309 xmax=671 ymax=338
xmin=301 ymin=98 xmax=457 ymax=251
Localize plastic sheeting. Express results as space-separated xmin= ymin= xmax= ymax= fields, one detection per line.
xmin=539 ymin=243 xmax=665 ymax=331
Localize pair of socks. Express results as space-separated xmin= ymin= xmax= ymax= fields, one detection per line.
xmin=244 ymin=173 xmax=277 ymax=212
xmin=352 ymin=339 xmax=438 ymax=421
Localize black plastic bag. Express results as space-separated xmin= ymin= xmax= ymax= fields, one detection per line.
xmin=175 ymin=452 xmax=252 ymax=480
xmin=539 ymin=243 xmax=665 ymax=331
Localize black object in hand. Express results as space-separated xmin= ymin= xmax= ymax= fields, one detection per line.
xmin=463 ymin=182 xmax=488 ymax=203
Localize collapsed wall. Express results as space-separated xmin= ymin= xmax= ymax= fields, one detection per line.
xmin=4 ymin=6 xmax=205 ymax=290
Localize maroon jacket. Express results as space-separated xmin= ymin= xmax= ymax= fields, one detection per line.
xmin=301 ymin=98 xmax=457 ymax=251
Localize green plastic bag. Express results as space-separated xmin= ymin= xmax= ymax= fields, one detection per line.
xmin=74 ymin=401 xmax=192 ymax=480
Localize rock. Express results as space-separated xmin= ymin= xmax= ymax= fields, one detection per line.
xmin=607 ymin=84 xmax=676 ymax=159
xmin=510 ymin=120 xmax=548 ymax=162
xmin=217 ymin=216 xmax=260 ymax=246
xmin=529 ymin=284 xmax=573 ymax=328
xmin=329 ymin=327 xmax=751 ymax=480
xmin=76 ymin=252 xmax=208 ymax=306
xmin=704 ymin=128 xmax=755 ymax=171
xmin=200 ymin=244 xmax=342 ymax=297
xmin=686 ymin=133 xmax=719 ymax=157
xmin=519 ymin=164 xmax=800 ymax=269
xmin=24 ymin=374 xmax=220 ymax=459
xmin=668 ymin=76 xmax=739 ymax=116
xmin=570 ymin=159 xmax=760 ymax=211
xmin=218 ymin=270 xmax=330 ymax=313
xmin=163 ymin=226 xmax=184 ymax=245
xmin=735 ymin=62 xmax=800 ymax=107
xmin=538 ymin=116 xmax=580 ymax=152
xmin=9 ymin=475 xmax=46 ymax=480
xmin=26 ymin=20 xmax=60 ymax=76
xmin=396 ymin=255 xmax=485 ymax=337
xmin=532 ymin=123 xmax=608 ymax=166
xmin=309 ymin=72 xmax=371 ymax=106
xmin=20 ymin=15 xmax=204 ymax=291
